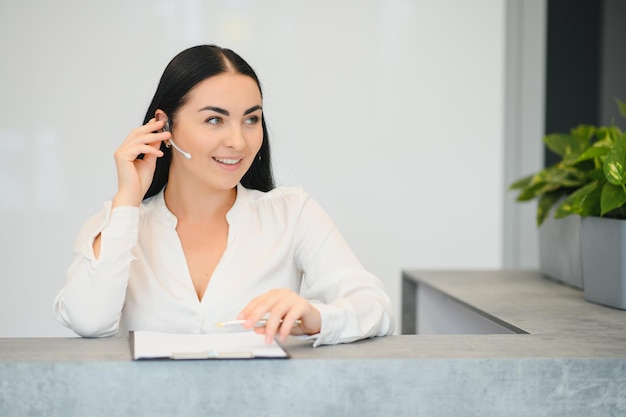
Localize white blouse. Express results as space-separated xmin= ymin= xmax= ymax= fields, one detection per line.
xmin=53 ymin=184 xmax=394 ymax=346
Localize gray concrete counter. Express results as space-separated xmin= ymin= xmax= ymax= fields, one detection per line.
xmin=1 ymin=270 xmax=625 ymax=416
xmin=402 ymin=270 xmax=626 ymax=357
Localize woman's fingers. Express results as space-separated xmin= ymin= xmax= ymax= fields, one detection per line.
xmin=121 ymin=121 xmax=169 ymax=156
xmin=261 ymin=308 xmax=303 ymax=343
xmin=262 ymin=298 xmax=297 ymax=343
xmin=239 ymin=289 xmax=289 ymax=326
xmin=134 ymin=118 xmax=167 ymax=140
xmin=112 ymin=119 xmax=170 ymax=207
xmin=238 ymin=289 xmax=316 ymax=343
xmin=115 ymin=143 xmax=163 ymax=164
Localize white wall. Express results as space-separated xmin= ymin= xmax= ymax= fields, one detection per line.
xmin=0 ymin=0 xmax=506 ymax=337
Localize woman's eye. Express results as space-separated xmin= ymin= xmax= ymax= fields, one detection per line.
xmin=206 ymin=117 xmax=221 ymax=125
xmin=244 ymin=116 xmax=259 ymax=125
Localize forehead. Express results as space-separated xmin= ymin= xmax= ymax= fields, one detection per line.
xmin=185 ymin=72 xmax=262 ymax=108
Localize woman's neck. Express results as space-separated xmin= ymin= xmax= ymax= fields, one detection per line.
xmin=163 ymin=181 xmax=237 ymax=224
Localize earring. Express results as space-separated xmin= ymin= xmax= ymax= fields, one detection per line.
xmin=257 ymin=153 xmax=262 ymax=162
xmin=165 ymin=142 xmax=172 ymax=149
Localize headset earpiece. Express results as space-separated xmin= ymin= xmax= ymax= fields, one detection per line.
xmin=158 ymin=114 xmax=191 ymax=159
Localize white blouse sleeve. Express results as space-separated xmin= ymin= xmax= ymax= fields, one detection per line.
xmin=53 ymin=203 xmax=138 ymax=337
xmin=294 ymin=195 xmax=395 ymax=346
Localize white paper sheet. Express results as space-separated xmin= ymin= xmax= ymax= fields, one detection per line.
xmin=130 ymin=330 xmax=289 ymax=360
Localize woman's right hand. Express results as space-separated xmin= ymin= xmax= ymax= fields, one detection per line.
xmin=112 ymin=118 xmax=170 ymax=208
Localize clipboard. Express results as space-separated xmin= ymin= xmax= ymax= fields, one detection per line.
xmin=129 ymin=330 xmax=290 ymax=360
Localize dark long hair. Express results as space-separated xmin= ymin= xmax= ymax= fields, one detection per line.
xmin=143 ymin=45 xmax=275 ymax=199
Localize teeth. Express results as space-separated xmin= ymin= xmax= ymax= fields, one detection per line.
xmin=214 ymin=157 xmax=240 ymax=165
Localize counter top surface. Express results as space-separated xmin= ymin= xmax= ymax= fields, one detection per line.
xmin=406 ymin=269 xmax=626 ymax=334
xmin=2 ymin=270 xmax=625 ymax=362
xmin=402 ymin=269 xmax=626 ymax=358
xmin=2 ymin=270 xmax=625 ymax=417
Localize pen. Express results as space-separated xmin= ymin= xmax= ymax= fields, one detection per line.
xmin=215 ymin=319 xmax=302 ymax=328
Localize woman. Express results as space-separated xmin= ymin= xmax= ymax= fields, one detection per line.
xmin=54 ymin=45 xmax=394 ymax=346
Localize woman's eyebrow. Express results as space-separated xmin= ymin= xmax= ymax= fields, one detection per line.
xmin=244 ymin=105 xmax=262 ymax=115
xmin=198 ymin=106 xmax=229 ymax=115
xmin=198 ymin=105 xmax=262 ymax=116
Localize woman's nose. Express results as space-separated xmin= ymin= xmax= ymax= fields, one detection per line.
xmin=224 ymin=125 xmax=245 ymax=150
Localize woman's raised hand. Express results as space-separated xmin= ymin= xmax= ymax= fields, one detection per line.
xmin=112 ymin=118 xmax=170 ymax=208
xmin=237 ymin=288 xmax=322 ymax=344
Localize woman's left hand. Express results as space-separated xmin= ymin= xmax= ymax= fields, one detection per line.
xmin=237 ymin=288 xmax=321 ymax=344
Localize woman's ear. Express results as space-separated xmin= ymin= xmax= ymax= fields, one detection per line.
xmin=154 ymin=109 xmax=169 ymax=124
xmin=154 ymin=109 xmax=170 ymax=133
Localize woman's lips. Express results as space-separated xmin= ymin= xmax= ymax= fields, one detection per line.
xmin=212 ymin=156 xmax=243 ymax=171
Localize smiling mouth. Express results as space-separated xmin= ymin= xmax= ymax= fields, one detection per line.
xmin=213 ymin=157 xmax=242 ymax=165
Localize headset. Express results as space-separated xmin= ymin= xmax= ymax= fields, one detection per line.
xmin=163 ymin=119 xmax=191 ymax=160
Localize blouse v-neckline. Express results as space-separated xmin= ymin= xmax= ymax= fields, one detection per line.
xmin=153 ymin=185 xmax=246 ymax=303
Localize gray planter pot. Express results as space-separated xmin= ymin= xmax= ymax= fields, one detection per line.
xmin=581 ymin=216 xmax=626 ymax=310
xmin=539 ymin=214 xmax=583 ymax=289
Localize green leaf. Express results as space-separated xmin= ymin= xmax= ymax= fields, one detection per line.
xmin=597 ymin=126 xmax=617 ymax=143
xmin=608 ymin=126 xmax=624 ymax=142
xmin=544 ymin=125 xmax=594 ymax=165
xmin=570 ymin=124 xmax=595 ymax=142
xmin=511 ymin=165 xmax=589 ymax=202
xmin=594 ymin=132 xmax=614 ymax=147
xmin=576 ymin=145 xmax=609 ymax=163
xmin=535 ymin=165 xmax=586 ymax=187
xmin=555 ymin=181 xmax=602 ymax=218
xmin=543 ymin=133 xmax=578 ymax=158
xmin=516 ymin=181 xmax=559 ymax=201
xmin=604 ymin=132 xmax=626 ymax=185
xmin=588 ymin=167 xmax=606 ymax=180
xmin=508 ymin=174 xmax=533 ymax=190
xmin=601 ymin=182 xmax=626 ymax=215
xmin=537 ymin=192 xmax=562 ymax=226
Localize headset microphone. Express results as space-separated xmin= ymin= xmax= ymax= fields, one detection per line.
xmin=164 ymin=120 xmax=191 ymax=160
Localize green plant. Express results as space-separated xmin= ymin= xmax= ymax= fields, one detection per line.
xmin=509 ymin=100 xmax=626 ymax=226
